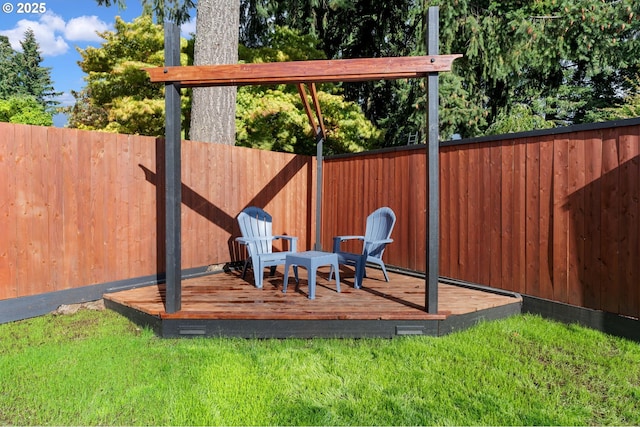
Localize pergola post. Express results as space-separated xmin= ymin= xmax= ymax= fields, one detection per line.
xmin=314 ymin=128 xmax=324 ymax=251
xmin=425 ymin=6 xmax=440 ymax=313
xmin=164 ymin=21 xmax=182 ymax=313
xmin=151 ymin=31 xmax=459 ymax=316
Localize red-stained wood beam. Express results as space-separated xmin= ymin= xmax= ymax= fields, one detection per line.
xmin=297 ymin=83 xmax=318 ymax=134
xmin=146 ymin=55 xmax=461 ymax=88
xmin=309 ymin=83 xmax=326 ymax=139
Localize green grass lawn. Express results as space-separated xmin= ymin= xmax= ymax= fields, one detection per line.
xmin=0 ymin=308 xmax=639 ymax=426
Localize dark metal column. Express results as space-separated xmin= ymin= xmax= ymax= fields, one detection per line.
xmin=164 ymin=22 xmax=182 ymax=313
xmin=314 ymin=128 xmax=323 ymax=251
xmin=425 ymin=6 xmax=439 ymax=313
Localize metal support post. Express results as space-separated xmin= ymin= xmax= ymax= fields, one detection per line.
xmin=314 ymin=127 xmax=323 ymax=251
xmin=164 ymin=22 xmax=182 ymax=313
xmin=425 ymin=6 xmax=439 ymax=313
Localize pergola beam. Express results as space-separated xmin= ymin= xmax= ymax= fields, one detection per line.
xmin=146 ymin=55 xmax=461 ymax=87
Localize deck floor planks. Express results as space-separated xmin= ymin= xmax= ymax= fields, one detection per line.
xmin=105 ymin=267 xmax=521 ymax=322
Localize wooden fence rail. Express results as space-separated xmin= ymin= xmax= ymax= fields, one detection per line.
xmin=1 ymin=120 xmax=639 ymax=320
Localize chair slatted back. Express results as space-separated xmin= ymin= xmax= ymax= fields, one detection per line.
xmin=237 ymin=206 xmax=273 ymax=255
xmin=364 ymin=207 xmax=396 ymax=258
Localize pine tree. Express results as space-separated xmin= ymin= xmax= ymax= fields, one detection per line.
xmin=0 ymin=36 xmax=19 ymax=99
xmin=16 ymin=29 xmax=61 ymax=108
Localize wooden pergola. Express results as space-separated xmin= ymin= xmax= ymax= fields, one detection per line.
xmin=145 ymin=7 xmax=461 ymax=315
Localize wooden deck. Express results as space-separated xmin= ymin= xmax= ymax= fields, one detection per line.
xmin=104 ymin=266 xmax=522 ymax=338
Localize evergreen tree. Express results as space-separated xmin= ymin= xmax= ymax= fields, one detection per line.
xmin=240 ymin=0 xmax=640 ymax=142
xmin=433 ymin=0 xmax=640 ymax=137
xmin=15 ymin=29 xmax=61 ymax=108
xmin=0 ymin=36 xmax=19 ymax=100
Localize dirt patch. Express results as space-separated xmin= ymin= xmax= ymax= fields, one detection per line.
xmin=53 ymin=299 xmax=106 ymax=316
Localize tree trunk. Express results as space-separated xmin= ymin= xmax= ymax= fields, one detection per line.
xmin=189 ymin=0 xmax=239 ymax=144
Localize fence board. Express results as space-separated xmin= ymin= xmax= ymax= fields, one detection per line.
xmin=600 ymin=129 xmax=621 ymax=313
xmin=47 ymin=128 xmax=64 ymax=291
xmin=538 ymin=136 xmax=554 ymax=300
xmin=489 ymin=142 xmax=503 ymax=288
xmin=501 ymin=143 xmax=514 ymax=291
xmin=552 ymin=137 xmax=569 ymax=303
xmin=458 ymin=147 xmax=469 ymax=279
xmin=14 ymin=124 xmax=32 ymax=295
xmin=617 ymin=131 xmax=639 ymax=317
xmin=466 ymin=145 xmax=480 ymax=283
xmin=448 ymin=148 xmax=461 ymax=278
xmin=478 ymin=143 xmax=492 ymax=285
xmin=114 ymin=134 xmax=130 ymax=279
xmin=513 ymin=141 xmax=527 ymax=294
xmin=567 ymin=133 xmax=586 ymax=306
xmin=525 ymin=138 xmax=540 ymax=298
xmin=61 ymin=129 xmax=80 ymax=288
xmin=104 ymin=133 xmax=119 ymax=283
xmin=411 ymin=151 xmax=426 ymax=272
xmin=0 ymin=123 xmax=17 ymax=299
xmin=439 ymin=148 xmax=451 ymax=275
xmin=583 ymin=132 xmax=603 ymax=309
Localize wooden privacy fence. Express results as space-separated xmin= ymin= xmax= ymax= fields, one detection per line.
xmin=1 ymin=120 xmax=639 ymax=320
xmin=322 ymin=121 xmax=640 ymax=319
xmin=0 ymin=122 xmax=315 ymax=301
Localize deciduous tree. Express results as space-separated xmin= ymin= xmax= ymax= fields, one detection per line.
xmin=236 ymin=27 xmax=381 ymax=154
xmin=66 ymin=15 xmax=190 ymax=135
xmin=0 ymin=96 xmax=53 ymax=126
xmin=97 ymin=0 xmax=239 ymax=144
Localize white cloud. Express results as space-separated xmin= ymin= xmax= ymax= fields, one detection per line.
xmin=0 ymin=14 xmax=69 ymax=56
xmin=0 ymin=12 xmax=110 ymax=57
xmin=54 ymin=91 xmax=77 ymax=107
xmin=181 ymin=19 xmax=196 ymax=37
xmin=65 ymin=16 xmax=110 ymax=42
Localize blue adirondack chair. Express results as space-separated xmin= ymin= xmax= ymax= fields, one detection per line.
xmin=330 ymin=207 xmax=396 ymax=288
xmin=236 ymin=206 xmax=298 ymax=289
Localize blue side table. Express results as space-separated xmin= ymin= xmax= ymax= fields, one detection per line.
xmin=282 ymin=251 xmax=341 ymax=299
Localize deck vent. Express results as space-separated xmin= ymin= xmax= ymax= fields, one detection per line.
xmin=178 ymin=326 xmax=206 ymax=336
xmin=396 ymin=325 xmax=425 ymax=336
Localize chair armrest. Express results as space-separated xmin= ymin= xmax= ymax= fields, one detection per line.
xmin=332 ymin=235 xmax=364 ymax=253
xmin=273 ymin=235 xmax=297 ymax=241
xmin=365 ymin=238 xmax=393 ymax=245
xmin=334 ymin=235 xmax=365 ymax=242
xmin=362 ymin=239 xmax=393 ymax=257
xmin=273 ymin=235 xmax=298 ymax=252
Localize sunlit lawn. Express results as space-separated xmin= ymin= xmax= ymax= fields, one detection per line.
xmin=0 ymin=308 xmax=639 ymax=426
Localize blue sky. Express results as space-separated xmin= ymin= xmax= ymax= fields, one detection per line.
xmin=0 ymin=1 xmax=195 ymax=125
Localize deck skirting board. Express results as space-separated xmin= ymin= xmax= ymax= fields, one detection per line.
xmin=0 ymin=265 xmax=219 ymax=325
xmin=439 ymin=301 xmax=523 ymax=336
xmin=160 ymin=319 xmax=443 ymax=339
xmin=522 ymin=295 xmax=640 ymax=343
xmin=101 ymin=300 xmax=523 ymax=339
xmin=103 ymin=298 xmax=163 ymax=335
